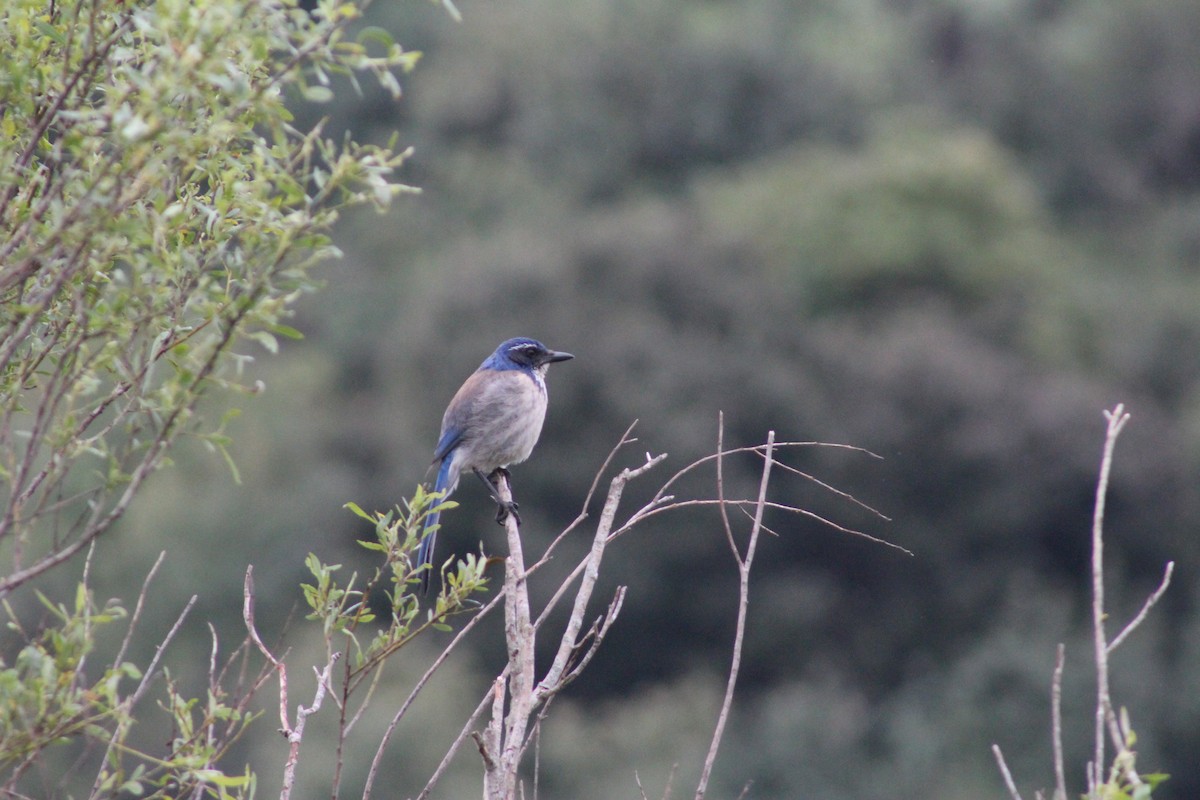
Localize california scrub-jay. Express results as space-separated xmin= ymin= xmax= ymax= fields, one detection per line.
xmin=418 ymin=337 xmax=574 ymax=592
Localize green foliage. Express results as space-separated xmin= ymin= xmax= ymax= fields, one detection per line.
xmin=0 ymin=588 xmax=131 ymax=776
xmin=0 ymin=577 xmax=258 ymax=798
xmin=0 ymin=0 xmax=423 ymax=795
xmin=0 ymin=0 xmax=416 ymax=593
xmin=305 ymin=488 xmax=487 ymax=674
xmin=1093 ymin=713 xmax=1171 ymax=800
xmin=292 ymin=489 xmax=490 ymax=799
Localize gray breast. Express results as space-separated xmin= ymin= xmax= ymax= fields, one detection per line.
xmin=466 ymin=371 xmax=548 ymax=468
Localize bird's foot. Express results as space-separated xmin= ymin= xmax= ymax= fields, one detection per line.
xmin=486 ymin=468 xmax=520 ymax=525
xmin=495 ymin=500 xmax=521 ymax=526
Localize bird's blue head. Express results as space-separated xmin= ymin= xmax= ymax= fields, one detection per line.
xmin=481 ymin=337 xmax=574 ymax=374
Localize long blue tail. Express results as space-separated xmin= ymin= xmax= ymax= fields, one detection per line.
xmin=417 ymin=457 xmax=455 ymax=593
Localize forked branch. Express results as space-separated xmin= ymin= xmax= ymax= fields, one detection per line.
xmin=993 ymin=405 xmax=1175 ymax=800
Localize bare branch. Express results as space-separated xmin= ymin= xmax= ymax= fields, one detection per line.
xmin=89 ymin=565 xmax=194 ymax=799
xmin=110 ymin=550 xmax=168 ymax=672
xmin=1107 ymin=561 xmax=1174 ymax=654
xmin=993 ymin=744 xmax=1025 ymax=800
xmin=451 ymin=421 xmax=892 ymax=799
xmin=634 ymin=439 xmax=880 ymax=527
xmin=496 ymin=473 xmax=535 ymax=800
xmin=695 ymin=430 xmax=775 ymax=799
xmin=363 ymin=588 xmax=508 ymax=800
xmin=716 ymin=411 xmax=740 ymax=561
xmin=1090 ymin=404 xmax=1132 ymax=779
xmin=523 ymin=423 xmax=645 ymax=609
xmin=578 ymin=420 xmax=641 ymax=522
xmin=243 ymin=567 xmax=283 ymax=691
xmin=613 ymin=496 xmax=912 ymax=555
xmin=1052 ymin=644 xmax=1066 ymax=800
xmin=419 ymin=685 xmax=497 ymax=800
xmin=534 ymin=453 xmax=658 ymax=701
xmin=246 ymin=564 xmax=341 ymax=800
xmin=766 ymin=457 xmax=891 ymax=521
xmin=558 ymin=587 xmax=626 ymax=688
xmin=279 ymin=658 xmax=338 ymax=800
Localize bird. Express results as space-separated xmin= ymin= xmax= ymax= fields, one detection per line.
xmin=417 ymin=337 xmax=574 ymax=592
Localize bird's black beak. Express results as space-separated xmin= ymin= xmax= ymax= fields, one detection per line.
xmin=544 ymin=350 xmax=574 ymax=364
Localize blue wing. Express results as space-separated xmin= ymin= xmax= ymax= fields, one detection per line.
xmin=433 ymin=425 xmax=464 ymax=463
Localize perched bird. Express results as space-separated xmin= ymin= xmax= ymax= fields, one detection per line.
xmin=417 ymin=337 xmax=574 ymax=592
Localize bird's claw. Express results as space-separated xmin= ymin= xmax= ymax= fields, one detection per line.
xmin=495 ymin=500 xmax=521 ymax=526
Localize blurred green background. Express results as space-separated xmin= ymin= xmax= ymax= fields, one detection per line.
xmin=86 ymin=0 xmax=1200 ymax=797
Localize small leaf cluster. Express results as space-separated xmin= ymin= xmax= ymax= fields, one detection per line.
xmin=295 ymin=489 xmax=490 ymax=797
xmin=0 ymin=582 xmax=258 ymax=798
xmin=0 ymin=587 xmax=131 ymax=780
xmin=1093 ymin=715 xmax=1170 ymax=800
xmin=303 ymin=487 xmax=490 ymax=677
xmin=156 ymin=670 xmax=257 ymax=800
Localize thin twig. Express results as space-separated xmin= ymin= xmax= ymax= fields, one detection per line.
xmin=522 ymin=426 xmax=645 ymax=627
xmin=766 ymin=457 xmax=891 ymax=521
xmin=578 ymin=420 xmax=641 ymax=522
xmin=279 ymin=659 xmax=337 ymax=800
xmin=695 ymin=428 xmax=775 ymax=799
xmin=419 ymin=685 xmax=497 ymax=800
xmin=614 ymin=496 xmax=912 ymax=555
xmin=1107 ymin=561 xmax=1174 ymax=654
xmin=245 ymin=565 xmax=341 ymax=800
xmin=635 ymin=770 xmax=650 ymax=800
xmin=362 ymin=588 xmax=507 ymax=800
xmin=89 ymin=564 xmax=191 ymax=799
xmin=1090 ymin=405 xmax=1130 ymax=780
xmin=534 ymin=455 xmax=660 ymax=701
xmin=715 ymin=412 xmax=739 ymax=559
xmin=639 ymin=439 xmax=881 ymax=524
xmin=556 ymin=587 xmax=625 ymax=688
xmin=110 ymin=550 xmax=167 ymax=677
xmin=535 ymin=421 xmax=640 ymax=561
xmin=1052 ymin=644 xmax=1066 ymax=800
xmin=993 ymin=744 xmax=1025 ymax=800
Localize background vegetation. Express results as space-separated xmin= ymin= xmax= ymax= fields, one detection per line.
xmin=7 ymin=0 xmax=1200 ymax=798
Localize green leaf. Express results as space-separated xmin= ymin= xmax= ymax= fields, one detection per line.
xmin=356 ymin=26 xmax=395 ymax=48
xmin=344 ymin=501 xmax=373 ymax=521
xmin=270 ymin=323 xmax=305 ymax=340
xmin=247 ymin=330 xmax=279 ymax=354
xmin=33 ymin=20 xmax=67 ymax=45
xmin=302 ymin=85 xmax=335 ymax=103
